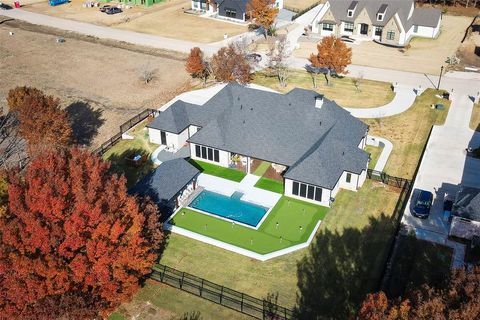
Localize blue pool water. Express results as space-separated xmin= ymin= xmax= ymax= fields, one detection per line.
xmin=189 ymin=190 xmax=268 ymax=227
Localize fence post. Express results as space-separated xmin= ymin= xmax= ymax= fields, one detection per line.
xmin=160 ymin=265 xmax=166 ymax=282
xmin=240 ymin=293 xmax=244 ymax=312
xmin=262 ymin=299 xmax=266 ymax=320
xmin=200 ymin=278 xmax=204 ymax=297
xmin=180 ymin=272 xmax=185 ymax=289
xmin=220 ymin=286 xmax=224 ymax=304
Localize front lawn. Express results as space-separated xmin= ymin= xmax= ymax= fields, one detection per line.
xmin=254 ymin=177 xmax=284 ymax=193
xmin=364 ymin=88 xmax=451 ymax=179
xmin=170 ymin=197 xmax=328 ymax=254
xmin=103 ymin=120 xmax=157 ymax=188
xmin=252 ymin=69 xmax=395 ymax=108
xmin=189 ymin=159 xmax=246 ymax=182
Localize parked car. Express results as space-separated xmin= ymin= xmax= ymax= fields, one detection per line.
xmin=0 ymin=2 xmax=12 ymax=10
xmin=105 ymin=7 xmax=122 ymax=14
xmin=246 ymin=53 xmax=262 ymax=63
xmin=443 ymin=197 xmax=453 ymax=223
xmin=99 ymin=5 xmax=111 ymax=12
xmin=412 ymin=190 xmax=433 ymax=219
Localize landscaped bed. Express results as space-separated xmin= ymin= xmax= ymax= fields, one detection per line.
xmin=365 ymin=145 xmax=384 ymax=170
xmin=364 ymin=88 xmax=451 ymax=179
xmin=189 ymin=159 xmax=247 ymax=182
xmin=470 ymin=103 xmax=480 ymax=132
xmin=170 ymin=197 xmax=328 ymax=254
xmin=252 ymin=69 xmax=395 ymax=108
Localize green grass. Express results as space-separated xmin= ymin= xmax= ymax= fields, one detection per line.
xmin=156 ymin=180 xmax=401 ymax=309
xmin=112 ymin=281 xmax=252 ymax=320
xmin=469 ymin=103 xmax=480 ymax=132
xmin=103 ymin=120 xmax=158 ymax=188
xmin=365 ymin=145 xmax=384 ymax=170
xmin=189 ymin=159 xmax=246 ymax=182
xmin=253 ymin=161 xmax=270 ymax=176
xmin=254 ymin=177 xmax=284 ymax=193
xmin=253 ymin=69 xmax=395 ymax=108
xmin=171 ymin=197 xmax=328 ymax=254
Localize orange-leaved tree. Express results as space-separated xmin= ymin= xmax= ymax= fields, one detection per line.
xmin=185 ymin=47 xmax=209 ymax=85
xmin=0 ymin=148 xmax=163 ymax=319
xmin=247 ymin=0 xmax=279 ymax=36
xmin=211 ymin=44 xmax=252 ymax=84
xmin=358 ymin=267 xmax=480 ymax=320
xmin=309 ymin=35 xmax=352 ymax=85
xmin=7 ymin=86 xmax=73 ymax=154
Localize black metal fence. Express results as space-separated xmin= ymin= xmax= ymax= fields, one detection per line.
xmin=150 ymin=264 xmax=294 ymax=320
xmin=367 ymin=169 xmax=411 ymax=189
xmin=93 ymin=108 xmax=159 ymax=156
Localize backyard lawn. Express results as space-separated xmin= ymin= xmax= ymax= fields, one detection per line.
xmin=385 ymin=236 xmax=453 ymax=298
xmin=252 ymin=69 xmax=395 ymax=108
xmin=254 ymin=177 xmax=284 ymax=193
xmin=189 ymin=159 xmax=246 ymax=182
xmin=103 ymin=120 xmax=158 ymax=188
xmin=470 ymin=103 xmax=480 ymax=132
xmin=152 ymin=180 xmax=401 ymax=309
xmin=364 ymin=88 xmax=451 ymax=179
xmin=170 ymin=197 xmax=327 ymax=254
xmin=366 ymin=145 xmax=383 ymax=170
xmin=253 ymin=161 xmax=270 ymax=176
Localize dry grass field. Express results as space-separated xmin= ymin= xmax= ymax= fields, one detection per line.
xmin=283 ymin=0 xmax=322 ymax=11
xmin=295 ymin=15 xmax=472 ymax=75
xmin=18 ymin=0 xmax=246 ymax=42
xmin=0 ymin=18 xmax=191 ymax=148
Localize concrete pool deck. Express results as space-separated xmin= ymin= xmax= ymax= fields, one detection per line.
xmin=196 ymin=173 xmax=282 ymax=209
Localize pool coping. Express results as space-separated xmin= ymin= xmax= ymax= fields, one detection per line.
xmin=164 ymin=216 xmax=322 ymax=261
xmin=185 ymin=189 xmax=275 ymax=230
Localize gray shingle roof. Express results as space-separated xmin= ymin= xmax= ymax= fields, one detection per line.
xmin=325 ymin=0 xmax=440 ymax=29
xmin=151 ymin=83 xmax=368 ymax=190
xmin=131 ymin=158 xmax=199 ymax=202
xmin=454 ymin=187 xmax=480 ymax=222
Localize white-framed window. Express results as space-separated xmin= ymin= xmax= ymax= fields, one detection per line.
xmin=413 ymin=25 xmax=418 ymax=33
xmin=344 ymin=22 xmax=354 ymax=32
xmin=347 ymin=9 xmax=354 ymax=17
xmin=346 ymin=173 xmax=352 ymax=183
xmin=292 ymin=181 xmax=323 ymax=202
xmin=225 ymin=8 xmax=236 ymax=18
xmin=386 ymin=30 xmax=395 ymax=40
xmin=195 ymin=145 xmax=220 ymax=162
xmin=375 ymin=26 xmax=382 ymax=36
xmin=323 ymin=23 xmax=334 ymax=31
xmin=377 ymin=13 xmax=384 ymax=21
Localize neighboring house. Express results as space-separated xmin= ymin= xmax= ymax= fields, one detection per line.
xmin=449 ymin=187 xmax=480 ymax=241
xmin=311 ymin=0 xmax=442 ymax=46
xmin=146 ymin=83 xmax=369 ymax=207
xmin=191 ymin=0 xmax=283 ymax=22
xmin=131 ymin=158 xmax=200 ymax=214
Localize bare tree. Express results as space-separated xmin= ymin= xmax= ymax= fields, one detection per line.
xmin=139 ymin=63 xmax=158 ymax=84
xmin=353 ymin=71 xmax=364 ymax=92
xmin=267 ymin=36 xmax=291 ymax=87
xmin=0 ymin=106 xmax=25 ymax=169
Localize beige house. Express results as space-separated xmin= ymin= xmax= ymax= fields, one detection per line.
xmin=311 ymin=0 xmax=442 ymax=47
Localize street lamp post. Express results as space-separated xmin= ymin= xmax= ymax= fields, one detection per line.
xmin=437 ymin=65 xmax=444 ymax=90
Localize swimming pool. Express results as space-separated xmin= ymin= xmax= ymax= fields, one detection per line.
xmin=188 ymin=190 xmax=268 ymax=227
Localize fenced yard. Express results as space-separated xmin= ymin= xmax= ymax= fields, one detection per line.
xmin=171 ymin=196 xmax=328 ymax=254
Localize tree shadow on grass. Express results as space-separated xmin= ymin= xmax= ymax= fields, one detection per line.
xmin=66 ymin=101 xmax=105 ymax=146
xmin=105 ymin=148 xmax=155 ymax=189
xmin=294 ymin=213 xmax=397 ymax=320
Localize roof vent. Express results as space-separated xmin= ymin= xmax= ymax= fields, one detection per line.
xmin=250 ymin=107 xmax=253 ymax=111
xmin=315 ymin=95 xmax=324 ymax=109
xmin=342 ymin=151 xmax=345 ymax=156
xmin=243 ymin=120 xmax=245 ymax=124
xmin=319 ymin=121 xmax=322 ymax=126
xmin=237 ymin=97 xmax=240 ymax=101
xmin=240 ymin=105 xmax=243 ymax=109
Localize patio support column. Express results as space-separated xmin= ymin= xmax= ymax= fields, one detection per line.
xmin=247 ymin=156 xmax=251 ymax=174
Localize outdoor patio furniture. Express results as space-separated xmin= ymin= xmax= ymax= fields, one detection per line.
xmin=125 ymin=153 xmax=147 ymax=167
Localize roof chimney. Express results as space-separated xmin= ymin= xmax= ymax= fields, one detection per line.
xmin=315 ymin=95 xmax=324 ymax=109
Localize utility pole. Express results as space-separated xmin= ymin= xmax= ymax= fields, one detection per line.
xmin=437 ymin=65 xmax=444 ymax=90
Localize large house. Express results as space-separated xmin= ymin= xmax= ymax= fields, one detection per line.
xmin=449 ymin=187 xmax=480 ymax=241
xmin=145 ymin=83 xmax=369 ymax=207
xmin=191 ymin=0 xmax=283 ymax=22
xmin=311 ymin=0 xmax=442 ymax=46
